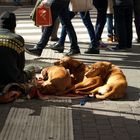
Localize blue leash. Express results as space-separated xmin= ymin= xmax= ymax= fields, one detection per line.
xmin=80 ymin=95 xmax=94 ymax=106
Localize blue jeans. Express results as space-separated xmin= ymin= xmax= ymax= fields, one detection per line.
xmin=93 ymin=0 xmax=108 ymax=42
xmin=106 ymin=14 xmax=113 ymax=37
xmin=59 ymin=11 xmax=98 ymax=48
xmin=114 ymin=6 xmax=133 ymax=49
xmin=37 ymin=0 xmax=79 ymax=51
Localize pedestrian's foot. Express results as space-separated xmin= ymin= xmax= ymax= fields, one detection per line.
xmin=65 ymin=49 xmax=80 ymax=56
xmin=25 ymin=46 xmax=42 ymax=56
xmin=84 ymin=48 xmax=100 ymax=54
xmin=50 ymin=43 xmax=64 ymax=53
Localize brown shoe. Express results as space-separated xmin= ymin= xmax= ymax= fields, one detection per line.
xmin=107 ymin=36 xmax=113 ymax=43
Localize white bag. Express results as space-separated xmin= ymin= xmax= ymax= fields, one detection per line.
xmin=41 ymin=0 xmax=53 ymax=7
xmin=69 ymin=0 xmax=93 ymax=12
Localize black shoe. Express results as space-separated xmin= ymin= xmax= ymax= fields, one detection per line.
xmin=50 ymin=37 xmax=59 ymax=41
xmin=84 ymin=48 xmax=100 ymax=54
xmin=25 ymin=46 xmax=42 ymax=56
xmin=50 ymin=43 xmax=64 ymax=53
xmin=65 ymin=49 xmax=80 ymax=56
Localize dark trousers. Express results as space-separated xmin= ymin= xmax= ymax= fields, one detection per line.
xmin=114 ymin=6 xmax=133 ymax=48
xmin=133 ymin=0 xmax=140 ymax=40
xmin=93 ymin=0 xmax=108 ymax=41
xmin=37 ymin=0 xmax=79 ymax=51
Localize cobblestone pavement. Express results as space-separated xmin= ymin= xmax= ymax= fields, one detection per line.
xmin=0 ymin=5 xmax=140 ymax=140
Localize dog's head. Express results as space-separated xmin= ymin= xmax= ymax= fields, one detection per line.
xmin=40 ymin=68 xmax=49 ymax=80
xmin=85 ymin=61 xmax=112 ymax=79
xmin=54 ymin=56 xmax=83 ymax=69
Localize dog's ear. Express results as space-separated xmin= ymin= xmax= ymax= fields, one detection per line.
xmin=100 ymin=61 xmax=112 ymax=78
xmin=102 ymin=61 xmax=112 ymax=68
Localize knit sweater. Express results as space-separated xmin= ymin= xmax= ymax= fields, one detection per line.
xmin=0 ymin=28 xmax=28 ymax=90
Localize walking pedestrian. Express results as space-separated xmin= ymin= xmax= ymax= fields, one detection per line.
xmin=26 ymin=0 xmax=80 ymax=56
xmin=50 ymin=11 xmax=99 ymax=54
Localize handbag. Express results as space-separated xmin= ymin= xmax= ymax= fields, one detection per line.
xmin=69 ymin=0 xmax=93 ymax=12
xmin=35 ymin=6 xmax=52 ymax=26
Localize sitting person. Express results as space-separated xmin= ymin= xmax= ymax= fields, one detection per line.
xmin=0 ymin=11 xmax=34 ymax=103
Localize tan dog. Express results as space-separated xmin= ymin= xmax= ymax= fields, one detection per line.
xmin=84 ymin=61 xmax=128 ymax=100
xmin=36 ymin=65 xmax=72 ymax=96
xmin=54 ymin=56 xmax=103 ymax=94
xmin=71 ymin=76 xmax=103 ymax=94
xmin=54 ymin=56 xmax=90 ymax=84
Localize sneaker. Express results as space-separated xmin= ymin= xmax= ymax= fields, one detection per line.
xmin=84 ymin=48 xmax=100 ymax=54
xmin=25 ymin=46 xmax=42 ymax=56
xmin=65 ymin=49 xmax=80 ymax=56
xmin=50 ymin=43 xmax=64 ymax=53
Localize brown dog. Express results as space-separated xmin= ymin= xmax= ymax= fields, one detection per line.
xmin=36 ymin=65 xmax=72 ymax=96
xmin=54 ymin=56 xmax=90 ymax=84
xmin=54 ymin=56 xmax=103 ymax=94
xmin=84 ymin=61 xmax=128 ymax=100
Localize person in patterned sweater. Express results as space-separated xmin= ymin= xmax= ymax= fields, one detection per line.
xmin=0 ymin=11 xmax=34 ymax=103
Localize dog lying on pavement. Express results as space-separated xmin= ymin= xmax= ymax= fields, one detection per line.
xmin=36 ymin=65 xmax=72 ymax=96
xmin=83 ymin=61 xmax=128 ymax=100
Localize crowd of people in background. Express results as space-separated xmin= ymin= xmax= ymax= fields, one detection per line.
xmin=25 ymin=0 xmax=140 ymax=56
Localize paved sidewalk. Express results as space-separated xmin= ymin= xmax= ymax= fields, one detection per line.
xmin=0 ymin=6 xmax=140 ymax=140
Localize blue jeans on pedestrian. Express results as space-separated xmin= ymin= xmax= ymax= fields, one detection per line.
xmin=93 ymin=0 xmax=108 ymax=42
xmin=36 ymin=0 xmax=79 ymax=51
xmin=106 ymin=14 xmax=113 ymax=37
xmin=58 ymin=11 xmax=98 ymax=49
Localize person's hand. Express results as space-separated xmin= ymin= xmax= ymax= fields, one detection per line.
xmin=0 ymin=91 xmax=21 ymax=103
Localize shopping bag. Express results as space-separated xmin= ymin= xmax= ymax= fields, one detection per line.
xmin=69 ymin=0 xmax=93 ymax=12
xmin=36 ymin=6 xmax=52 ymax=26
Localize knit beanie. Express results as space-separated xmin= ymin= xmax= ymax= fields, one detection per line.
xmin=0 ymin=11 xmax=16 ymax=30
